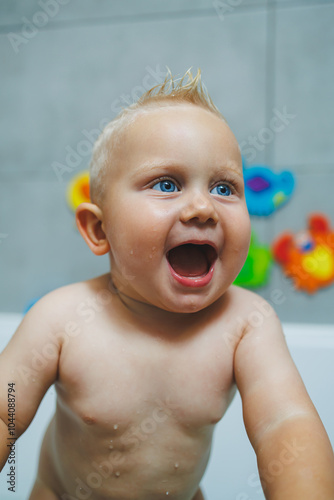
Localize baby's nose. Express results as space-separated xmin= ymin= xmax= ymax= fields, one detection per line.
xmin=179 ymin=192 xmax=219 ymax=225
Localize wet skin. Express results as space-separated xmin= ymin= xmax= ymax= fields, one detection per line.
xmin=30 ymin=277 xmax=250 ymax=500
xmin=11 ymin=105 xmax=252 ymax=499
xmin=2 ymin=105 xmax=333 ymax=500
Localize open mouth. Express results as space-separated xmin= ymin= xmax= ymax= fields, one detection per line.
xmin=166 ymin=243 xmax=218 ymax=286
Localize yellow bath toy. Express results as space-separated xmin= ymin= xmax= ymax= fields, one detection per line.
xmin=66 ymin=171 xmax=90 ymax=212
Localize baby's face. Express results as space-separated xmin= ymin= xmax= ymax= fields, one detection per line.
xmin=101 ymin=104 xmax=251 ymax=313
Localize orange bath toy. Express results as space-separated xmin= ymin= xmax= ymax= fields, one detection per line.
xmin=66 ymin=171 xmax=90 ymax=212
xmin=272 ymin=214 xmax=334 ymax=293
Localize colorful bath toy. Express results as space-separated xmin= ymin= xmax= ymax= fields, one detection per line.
xmin=272 ymin=214 xmax=334 ymax=293
xmin=66 ymin=170 xmax=90 ymax=212
xmin=243 ymin=165 xmax=295 ymax=216
xmin=234 ymin=232 xmax=273 ymax=288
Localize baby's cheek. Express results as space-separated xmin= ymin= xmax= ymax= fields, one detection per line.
xmin=241 ymin=227 xmax=252 ymax=261
xmin=244 ymin=217 xmax=252 ymax=248
xmin=237 ymin=207 xmax=251 ymax=237
xmin=230 ymin=215 xmax=251 ymax=260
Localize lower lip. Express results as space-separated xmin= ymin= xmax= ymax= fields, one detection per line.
xmin=167 ymin=261 xmax=215 ymax=288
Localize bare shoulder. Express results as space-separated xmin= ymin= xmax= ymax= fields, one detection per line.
xmin=218 ymin=285 xmax=279 ymax=328
xmin=26 ymin=273 xmax=111 ymax=328
xmin=215 ymin=286 xmax=282 ymax=353
xmin=38 ymin=274 xmax=110 ymax=308
xmin=1 ymin=273 xmax=112 ymax=357
xmin=228 ymin=285 xmax=280 ymax=326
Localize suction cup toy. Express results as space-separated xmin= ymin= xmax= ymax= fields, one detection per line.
xmin=66 ymin=171 xmax=90 ymax=212
xmin=234 ymin=232 xmax=273 ymax=288
xmin=272 ymin=214 xmax=334 ymax=293
xmin=243 ymin=165 xmax=295 ymax=216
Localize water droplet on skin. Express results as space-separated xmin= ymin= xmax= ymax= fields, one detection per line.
xmin=166 ymin=492 xmax=169 ymax=496
xmin=115 ymin=471 xmax=120 ymax=477
xmin=113 ymin=424 xmax=118 ymax=430
xmin=174 ymin=462 xmax=179 ymax=469
xmin=130 ymin=250 xmax=133 ymax=255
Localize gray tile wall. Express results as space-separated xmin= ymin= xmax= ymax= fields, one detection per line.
xmin=1 ymin=0 xmax=333 ymax=322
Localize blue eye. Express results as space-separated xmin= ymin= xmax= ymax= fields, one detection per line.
xmin=152 ymin=180 xmax=178 ymax=193
xmin=211 ymin=184 xmax=232 ymax=196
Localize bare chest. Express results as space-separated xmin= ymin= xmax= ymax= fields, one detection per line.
xmin=57 ymin=324 xmax=236 ymax=432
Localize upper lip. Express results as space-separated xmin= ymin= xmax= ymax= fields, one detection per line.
xmin=166 ymin=239 xmax=219 ymax=268
xmin=166 ymin=238 xmax=219 ymax=255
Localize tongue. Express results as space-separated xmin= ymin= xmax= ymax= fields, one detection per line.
xmin=168 ymin=244 xmax=209 ymax=277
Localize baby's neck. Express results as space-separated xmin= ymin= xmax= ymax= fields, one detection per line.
xmin=117 ymin=289 xmax=197 ymax=329
xmin=108 ymin=278 xmax=226 ymax=338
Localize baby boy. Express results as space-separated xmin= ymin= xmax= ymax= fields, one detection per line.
xmin=1 ymin=69 xmax=334 ymax=500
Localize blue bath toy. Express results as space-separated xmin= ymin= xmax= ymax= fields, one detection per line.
xmin=243 ymin=165 xmax=295 ymax=216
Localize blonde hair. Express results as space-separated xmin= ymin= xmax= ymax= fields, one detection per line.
xmin=89 ymin=68 xmax=225 ymax=203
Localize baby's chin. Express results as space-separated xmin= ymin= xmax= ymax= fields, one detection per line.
xmin=158 ymin=291 xmax=226 ymax=315
xmin=111 ymin=272 xmax=229 ymax=317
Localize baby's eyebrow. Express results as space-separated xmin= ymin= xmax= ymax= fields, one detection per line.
xmin=133 ymin=160 xmax=244 ymax=178
xmin=205 ymin=161 xmax=243 ymax=180
xmin=134 ymin=160 xmax=174 ymax=173
xmin=221 ymin=163 xmax=244 ymax=178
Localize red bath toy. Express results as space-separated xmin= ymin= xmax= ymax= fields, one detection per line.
xmin=272 ymin=214 xmax=334 ymax=293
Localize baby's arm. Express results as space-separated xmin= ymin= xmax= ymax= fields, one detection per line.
xmin=234 ymin=300 xmax=334 ymax=499
xmin=0 ymin=293 xmax=62 ymax=471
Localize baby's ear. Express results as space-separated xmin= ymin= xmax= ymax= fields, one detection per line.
xmin=75 ymin=203 xmax=110 ymax=256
